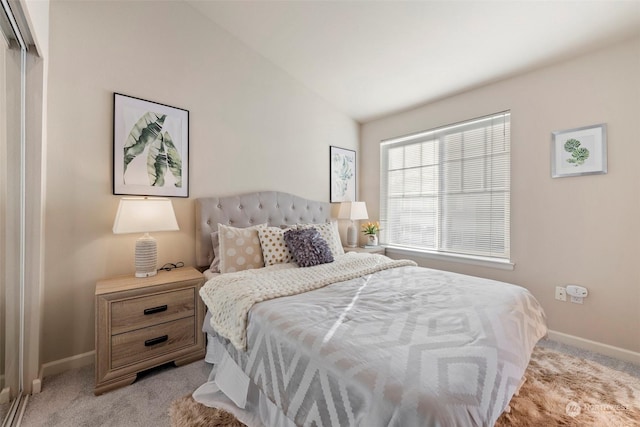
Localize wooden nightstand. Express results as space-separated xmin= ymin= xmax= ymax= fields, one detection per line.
xmin=343 ymin=246 xmax=386 ymax=255
xmin=94 ymin=267 xmax=205 ymax=395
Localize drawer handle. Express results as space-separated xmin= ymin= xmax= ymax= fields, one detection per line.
xmin=143 ymin=305 xmax=168 ymax=315
xmin=144 ymin=335 xmax=168 ymax=347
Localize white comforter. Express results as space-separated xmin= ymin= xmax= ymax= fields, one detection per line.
xmin=199 ymin=254 xmax=547 ymax=426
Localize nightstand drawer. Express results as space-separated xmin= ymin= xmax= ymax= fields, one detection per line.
xmin=111 ymin=316 xmax=196 ymax=369
xmin=111 ymin=288 xmax=195 ymax=334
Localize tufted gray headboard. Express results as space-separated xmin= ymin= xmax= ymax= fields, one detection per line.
xmin=195 ymin=191 xmax=332 ymax=268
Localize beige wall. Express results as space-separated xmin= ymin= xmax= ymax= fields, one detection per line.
xmin=361 ymin=36 xmax=640 ymax=353
xmin=43 ymin=1 xmax=640 ymax=365
xmin=43 ymin=1 xmax=358 ymax=363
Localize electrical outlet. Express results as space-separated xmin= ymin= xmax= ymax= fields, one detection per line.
xmin=555 ymin=286 xmax=566 ymax=301
xmin=570 ymin=296 xmax=584 ymax=304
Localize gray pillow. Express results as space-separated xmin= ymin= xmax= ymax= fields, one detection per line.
xmin=283 ymin=228 xmax=334 ymax=267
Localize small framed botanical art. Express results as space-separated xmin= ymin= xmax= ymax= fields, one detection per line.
xmin=113 ymin=93 xmax=189 ymax=197
xmin=551 ymin=123 xmax=607 ymax=178
xmin=330 ymin=145 xmax=356 ymax=202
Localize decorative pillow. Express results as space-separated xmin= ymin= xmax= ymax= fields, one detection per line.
xmin=209 ymin=231 xmax=221 ymax=273
xmin=297 ymin=220 xmax=344 ymax=258
xmin=258 ymin=226 xmax=294 ymax=266
xmin=217 ymin=223 xmax=266 ymax=274
xmin=284 ymin=228 xmax=334 ymax=267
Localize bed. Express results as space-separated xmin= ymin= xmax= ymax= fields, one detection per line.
xmin=193 ymin=191 xmax=547 ymax=427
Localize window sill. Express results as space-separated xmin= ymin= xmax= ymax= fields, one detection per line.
xmin=384 ymin=246 xmax=515 ymax=271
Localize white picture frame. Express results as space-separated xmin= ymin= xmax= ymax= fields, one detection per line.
xmin=330 ymin=145 xmax=356 ymax=202
xmin=551 ymin=123 xmax=607 ymax=178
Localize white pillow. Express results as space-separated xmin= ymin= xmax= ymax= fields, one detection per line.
xmin=217 ymin=223 xmax=266 ymax=274
xmin=297 ymin=220 xmax=344 ymax=257
xmin=258 ymin=226 xmax=294 ymax=266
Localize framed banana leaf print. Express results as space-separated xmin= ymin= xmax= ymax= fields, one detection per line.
xmin=330 ymin=145 xmax=356 ymax=202
xmin=113 ymin=93 xmax=189 ymax=197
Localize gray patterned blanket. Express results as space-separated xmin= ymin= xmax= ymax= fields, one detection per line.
xmin=200 ymin=253 xmax=416 ymax=350
xmin=205 ymin=257 xmax=547 ymax=426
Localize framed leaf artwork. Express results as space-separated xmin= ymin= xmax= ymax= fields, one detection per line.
xmin=551 ymin=123 xmax=607 ymax=178
xmin=113 ymin=93 xmax=189 ymax=197
xmin=330 ymin=145 xmax=356 ymax=202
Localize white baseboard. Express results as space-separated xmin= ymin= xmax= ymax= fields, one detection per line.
xmin=35 ymin=332 xmax=638 ymax=384
xmin=31 ymin=377 xmax=42 ymax=394
xmin=40 ymin=350 xmax=95 ymax=379
xmin=0 ymin=386 xmax=9 ymax=404
xmin=547 ymin=329 xmax=640 ymax=365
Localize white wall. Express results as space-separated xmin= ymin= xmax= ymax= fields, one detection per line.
xmin=361 ymin=36 xmax=640 ymax=354
xmin=43 ymin=1 xmax=358 ymax=363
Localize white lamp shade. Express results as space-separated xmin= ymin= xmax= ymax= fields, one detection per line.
xmin=113 ymin=197 xmax=179 ymax=234
xmin=338 ymin=201 xmax=369 ymax=221
xmin=338 ymin=201 xmax=368 ymax=247
xmin=113 ymin=197 xmax=179 ymax=278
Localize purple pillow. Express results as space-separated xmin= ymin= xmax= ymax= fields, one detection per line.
xmin=284 ymin=228 xmax=334 ymax=267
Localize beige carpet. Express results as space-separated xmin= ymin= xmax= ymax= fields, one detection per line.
xmin=170 ymin=347 xmax=640 ymax=426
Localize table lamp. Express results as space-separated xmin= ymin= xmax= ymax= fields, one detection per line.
xmin=113 ymin=197 xmax=179 ymax=277
xmin=338 ymin=201 xmax=368 ymax=247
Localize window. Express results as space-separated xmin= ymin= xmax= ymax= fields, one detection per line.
xmin=380 ymin=112 xmax=510 ymax=262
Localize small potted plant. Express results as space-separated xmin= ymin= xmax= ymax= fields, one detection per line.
xmin=361 ymin=221 xmax=381 ymax=246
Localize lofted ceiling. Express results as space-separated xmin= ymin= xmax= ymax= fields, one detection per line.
xmin=187 ymin=0 xmax=640 ymax=123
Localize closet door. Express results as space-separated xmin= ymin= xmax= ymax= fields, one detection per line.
xmin=0 ymin=2 xmax=26 ymax=422
xmin=0 ymin=27 xmax=7 ymax=421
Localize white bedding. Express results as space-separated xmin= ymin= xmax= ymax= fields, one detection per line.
xmin=196 ymin=253 xmax=547 ymax=426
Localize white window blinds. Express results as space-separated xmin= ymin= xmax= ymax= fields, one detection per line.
xmin=380 ymin=111 xmax=510 ymax=260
